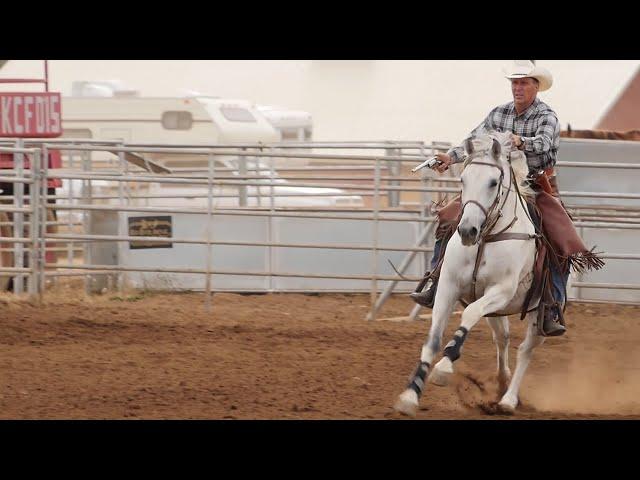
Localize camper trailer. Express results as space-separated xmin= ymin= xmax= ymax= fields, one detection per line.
xmin=57 ymin=82 xmax=361 ymax=210
xmin=62 ymin=82 xmax=279 ymax=162
xmin=61 ymin=81 xmax=316 ymax=169
xmin=63 ymin=81 xmax=313 ymax=144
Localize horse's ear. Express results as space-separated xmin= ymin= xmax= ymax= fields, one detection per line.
xmin=464 ymin=137 xmax=474 ymax=155
xmin=491 ymin=138 xmax=501 ymax=161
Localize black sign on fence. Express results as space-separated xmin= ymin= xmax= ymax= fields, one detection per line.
xmin=128 ymin=216 xmax=173 ymax=249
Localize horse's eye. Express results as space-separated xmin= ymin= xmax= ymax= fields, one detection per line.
xmin=489 ymin=179 xmax=498 ymax=188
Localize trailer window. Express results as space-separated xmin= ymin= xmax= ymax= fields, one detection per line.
xmin=162 ymin=111 xmax=193 ymax=130
xmin=220 ymin=107 xmax=256 ymax=123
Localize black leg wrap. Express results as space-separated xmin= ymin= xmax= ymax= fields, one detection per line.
xmin=443 ymin=327 xmax=469 ymax=363
xmin=407 ymin=361 xmax=431 ymax=396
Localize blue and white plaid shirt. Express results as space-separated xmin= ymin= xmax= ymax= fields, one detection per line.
xmin=448 ymin=97 xmax=560 ymax=171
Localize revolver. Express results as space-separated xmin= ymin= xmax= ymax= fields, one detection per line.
xmin=411 ymin=156 xmax=442 ymax=173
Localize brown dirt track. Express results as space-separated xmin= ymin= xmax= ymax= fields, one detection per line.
xmin=1 ymin=288 xmax=639 ymax=419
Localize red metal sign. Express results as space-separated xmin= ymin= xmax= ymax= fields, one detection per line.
xmin=0 ymin=92 xmax=62 ymax=137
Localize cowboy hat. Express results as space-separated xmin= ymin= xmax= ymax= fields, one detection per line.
xmin=503 ymin=60 xmax=553 ymax=92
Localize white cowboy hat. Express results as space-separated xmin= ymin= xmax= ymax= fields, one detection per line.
xmin=503 ymin=60 xmax=553 ymax=92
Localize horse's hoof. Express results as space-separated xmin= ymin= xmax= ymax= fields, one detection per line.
xmin=497 ymin=398 xmax=517 ymax=415
xmin=394 ymin=390 xmax=419 ymax=417
xmin=428 ymin=368 xmax=451 ymax=386
xmin=429 ymin=358 xmax=453 ymax=386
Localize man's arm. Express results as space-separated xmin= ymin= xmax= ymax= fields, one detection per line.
xmin=521 ymin=112 xmax=560 ymax=154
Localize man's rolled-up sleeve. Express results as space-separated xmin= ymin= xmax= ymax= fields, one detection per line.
xmin=522 ymin=113 xmax=559 ymax=154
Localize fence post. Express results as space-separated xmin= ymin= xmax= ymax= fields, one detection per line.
xmin=39 ymin=145 xmax=49 ymax=298
xmin=238 ymin=148 xmax=248 ymax=207
xmin=205 ymin=151 xmax=214 ymax=313
xmin=14 ymin=139 xmax=24 ymax=295
xmin=369 ymin=158 xmax=381 ymax=320
xmin=82 ymin=149 xmax=93 ymax=294
xmin=385 ymin=146 xmax=400 ymax=207
xmin=419 ymin=144 xmax=430 ymax=276
xmin=28 ymin=149 xmax=41 ymax=299
xmin=268 ymin=146 xmax=275 ymax=292
xmin=117 ymin=142 xmax=128 ymax=293
xmin=65 ymin=144 xmax=76 ymax=269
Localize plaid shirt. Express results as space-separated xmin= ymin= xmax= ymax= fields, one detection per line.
xmin=448 ymin=98 xmax=560 ymax=171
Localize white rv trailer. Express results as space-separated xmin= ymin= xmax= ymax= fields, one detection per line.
xmin=62 ymin=81 xmax=313 ymax=153
xmin=57 ymin=82 xmax=361 ymax=211
xmin=62 ymin=88 xmax=280 ymax=160
xmin=60 ymin=81 xmax=316 ymax=170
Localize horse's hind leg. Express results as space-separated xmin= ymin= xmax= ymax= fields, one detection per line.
xmin=498 ymin=311 xmax=544 ymax=413
xmin=486 ymin=316 xmax=511 ymax=396
xmin=394 ymin=275 xmax=461 ymax=417
xmin=430 ymin=284 xmax=516 ymax=387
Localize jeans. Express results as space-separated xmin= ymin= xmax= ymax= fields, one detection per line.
xmin=430 ymin=237 xmax=569 ymax=305
xmin=431 ymin=239 xmax=443 ymax=271
xmin=550 ymin=260 xmax=569 ymax=306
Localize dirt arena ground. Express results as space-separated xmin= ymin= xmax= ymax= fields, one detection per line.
xmin=1 ymin=287 xmax=639 ymax=419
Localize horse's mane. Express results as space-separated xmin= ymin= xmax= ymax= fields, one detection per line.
xmin=463 ymin=131 xmax=535 ymax=199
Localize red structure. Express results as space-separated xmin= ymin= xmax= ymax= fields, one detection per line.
xmin=0 ymin=60 xmax=62 ymax=187
xmin=595 ymin=66 xmax=640 ymax=131
xmin=0 ymin=61 xmax=62 ymax=269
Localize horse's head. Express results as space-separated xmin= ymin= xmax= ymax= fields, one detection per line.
xmin=457 ymin=131 xmax=512 ymax=246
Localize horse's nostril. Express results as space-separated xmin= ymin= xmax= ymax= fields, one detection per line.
xmin=470 ymin=227 xmax=478 ymax=237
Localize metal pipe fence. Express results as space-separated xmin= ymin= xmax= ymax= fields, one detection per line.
xmin=0 ymin=139 xmax=637 ymax=311
xmin=0 ymin=144 xmax=41 ymax=297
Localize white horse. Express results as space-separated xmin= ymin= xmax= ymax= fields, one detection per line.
xmin=395 ymin=130 xmax=545 ymax=416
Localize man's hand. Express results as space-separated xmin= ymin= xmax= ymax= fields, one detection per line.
xmin=510 ymin=133 xmax=524 ymax=149
xmin=433 ymin=153 xmax=452 ymax=173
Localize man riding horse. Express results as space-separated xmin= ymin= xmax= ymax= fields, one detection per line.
xmin=410 ymin=60 xmax=602 ymax=336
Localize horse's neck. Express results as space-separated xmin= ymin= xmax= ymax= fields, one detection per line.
xmin=490 ymin=168 xmax=533 ymax=234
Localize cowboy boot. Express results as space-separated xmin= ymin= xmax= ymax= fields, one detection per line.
xmin=409 ymin=278 xmax=439 ymax=308
xmin=542 ymin=305 xmax=566 ymax=337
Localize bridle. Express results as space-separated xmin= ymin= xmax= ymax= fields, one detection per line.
xmin=459 ymin=151 xmax=511 ymax=241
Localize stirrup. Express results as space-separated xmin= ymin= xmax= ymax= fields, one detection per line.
xmin=410 ymin=280 xmax=438 ymax=308
xmin=539 ymin=305 xmax=566 ymax=337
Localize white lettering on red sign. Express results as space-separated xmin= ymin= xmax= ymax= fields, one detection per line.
xmin=0 ymin=93 xmax=62 ymax=137
xmin=13 ymin=96 xmax=23 ymax=134
xmin=1 ymin=96 xmax=12 ymax=134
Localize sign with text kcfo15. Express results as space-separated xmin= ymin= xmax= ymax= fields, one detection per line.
xmin=0 ymin=92 xmax=62 ymax=137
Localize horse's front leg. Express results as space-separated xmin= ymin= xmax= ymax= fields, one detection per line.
xmin=498 ymin=311 xmax=544 ymax=413
xmin=394 ymin=271 xmax=461 ymax=417
xmin=486 ymin=316 xmax=511 ymax=396
xmin=430 ymin=283 xmax=516 ymax=386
